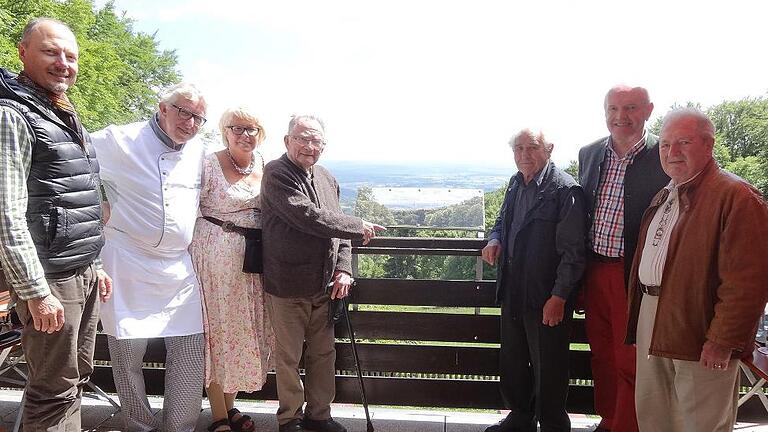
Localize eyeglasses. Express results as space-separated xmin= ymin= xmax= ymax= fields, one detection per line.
xmin=290 ymin=135 xmax=326 ymax=150
xmin=171 ymin=104 xmax=207 ymax=126
xmin=226 ymin=125 xmax=260 ymax=136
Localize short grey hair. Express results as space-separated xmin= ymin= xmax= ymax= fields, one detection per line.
xmin=508 ymin=128 xmax=554 ymax=152
xmin=20 ymin=17 xmax=73 ymax=45
xmin=287 ymin=114 xmax=325 ymax=135
xmin=159 ymin=82 xmax=207 ymax=112
xmin=604 ymin=85 xmax=651 ymax=107
xmin=661 ymin=108 xmax=715 ymax=141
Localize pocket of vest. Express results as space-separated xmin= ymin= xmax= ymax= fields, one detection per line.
xmin=47 ymin=207 xmax=70 ymax=249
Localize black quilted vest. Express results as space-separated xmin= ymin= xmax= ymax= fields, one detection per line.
xmin=0 ymin=69 xmax=104 ymax=273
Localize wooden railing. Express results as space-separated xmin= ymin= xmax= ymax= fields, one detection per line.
xmin=85 ymin=237 xmax=768 ymax=422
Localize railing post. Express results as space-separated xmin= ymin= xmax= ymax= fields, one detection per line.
xmin=475 ymin=231 xmax=484 ymax=315
xmin=351 ymin=251 xmax=359 ymax=311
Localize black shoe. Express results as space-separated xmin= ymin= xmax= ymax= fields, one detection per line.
xmin=485 ymin=421 xmax=514 ymax=432
xmin=484 ymin=413 xmax=535 ymax=432
xmin=279 ymin=419 xmax=305 ymax=432
xmin=302 ymin=417 xmax=347 ymax=432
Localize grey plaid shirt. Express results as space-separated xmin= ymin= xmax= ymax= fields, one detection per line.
xmin=0 ymin=106 xmax=51 ymax=300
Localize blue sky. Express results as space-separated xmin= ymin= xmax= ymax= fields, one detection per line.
xmin=102 ymin=0 xmax=768 ymax=166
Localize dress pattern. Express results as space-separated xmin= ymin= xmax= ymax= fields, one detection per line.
xmin=190 ymin=153 xmax=274 ymax=393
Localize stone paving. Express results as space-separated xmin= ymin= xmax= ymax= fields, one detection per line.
xmin=0 ymin=389 xmax=766 ymax=431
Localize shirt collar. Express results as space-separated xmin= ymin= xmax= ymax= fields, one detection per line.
xmin=516 ymin=160 xmax=550 ymax=187
xmin=605 ymin=129 xmax=647 ymax=161
xmin=282 ymin=153 xmax=314 ymax=178
xmin=670 ymin=159 xmax=712 ymax=189
xmin=150 ymin=112 xmax=184 ymax=151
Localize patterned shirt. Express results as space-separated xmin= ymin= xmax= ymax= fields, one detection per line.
xmin=589 ymin=132 xmax=647 ymax=257
xmin=0 ymin=106 xmax=51 ymax=300
xmin=637 ymin=184 xmax=679 ymax=287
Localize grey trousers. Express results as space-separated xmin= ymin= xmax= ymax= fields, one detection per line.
xmin=16 ymin=263 xmax=100 ymax=432
xmin=267 ymin=292 xmax=336 ymax=425
xmin=107 ymin=333 xmax=204 ymax=432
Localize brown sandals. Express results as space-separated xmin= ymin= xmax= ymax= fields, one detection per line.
xmin=228 ymin=408 xmax=256 ymax=432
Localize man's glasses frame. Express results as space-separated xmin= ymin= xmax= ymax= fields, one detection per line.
xmin=171 ymin=103 xmax=207 ymax=126
xmin=290 ymin=135 xmax=326 ymax=151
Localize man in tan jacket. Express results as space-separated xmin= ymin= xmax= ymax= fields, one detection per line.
xmin=626 ymin=108 xmax=768 ymax=431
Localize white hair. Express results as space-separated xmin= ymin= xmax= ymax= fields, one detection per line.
xmin=508 ymin=128 xmax=554 ymax=152
xmin=287 ymin=114 xmax=325 ymax=135
xmin=159 ymin=82 xmax=207 ymax=111
xmin=662 ymin=108 xmax=715 ymax=141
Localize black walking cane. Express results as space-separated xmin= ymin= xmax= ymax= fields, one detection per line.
xmin=342 ymin=287 xmax=375 ymax=432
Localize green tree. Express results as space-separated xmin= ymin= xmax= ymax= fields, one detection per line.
xmin=0 ymin=0 xmax=179 ymax=131
xmin=564 ymin=160 xmax=578 ymax=181
xmin=482 ymin=185 xmax=507 ymax=280
xmin=353 ymin=186 xmax=395 ymax=227
xmin=709 ymin=97 xmax=768 ymax=159
xmin=708 ymin=97 xmax=768 ymax=196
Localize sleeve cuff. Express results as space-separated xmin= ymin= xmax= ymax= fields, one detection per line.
xmin=13 ymin=276 xmax=51 ymax=301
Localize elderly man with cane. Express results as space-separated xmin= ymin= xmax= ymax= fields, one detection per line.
xmin=261 ymin=114 xmax=384 ymax=432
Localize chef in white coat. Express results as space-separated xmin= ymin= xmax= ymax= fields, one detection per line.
xmin=92 ymin=82 xmax=208 ymax=432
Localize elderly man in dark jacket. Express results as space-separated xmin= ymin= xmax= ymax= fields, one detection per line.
xmin=482 ymin=129 xmax=586 ymax=432
xmin=261 ymin=114 xmax=384 ymax=432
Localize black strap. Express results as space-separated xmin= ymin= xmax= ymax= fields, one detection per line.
xmin=202 ymin=216 xmax=259 ymax=238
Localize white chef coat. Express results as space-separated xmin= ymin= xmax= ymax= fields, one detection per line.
xmin=92 ymin=120 xmax=205 ymax=339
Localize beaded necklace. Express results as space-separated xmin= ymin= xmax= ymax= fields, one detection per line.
xmin=226 ymin=148 xmax=255 ymax=175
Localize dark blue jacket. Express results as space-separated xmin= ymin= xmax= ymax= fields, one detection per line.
xmin=489 ymin=162 xmax=587 ymax=314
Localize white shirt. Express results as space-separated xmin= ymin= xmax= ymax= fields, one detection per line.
xmin=91 ymin=120 xmax=205 ymax=338
xmin=638 ymin=183 xmax=680 ymax=287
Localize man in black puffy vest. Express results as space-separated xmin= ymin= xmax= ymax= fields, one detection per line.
xmin=0 ymin=17 xmax=112 ymax=431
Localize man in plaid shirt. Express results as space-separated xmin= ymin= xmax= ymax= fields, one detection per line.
xmin=0 ymin=17 xmax=112 ymax=430
xmin=577 ymin=86 xmax=669 ymax=432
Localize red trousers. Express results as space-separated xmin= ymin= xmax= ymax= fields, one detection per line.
xmin=584 ymin=259 xmax=638 ymax=432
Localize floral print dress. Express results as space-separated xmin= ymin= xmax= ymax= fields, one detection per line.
xmin=190 ymin=153 xmax=274 ymax=392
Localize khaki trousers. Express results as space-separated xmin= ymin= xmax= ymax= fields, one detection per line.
xmin=16 ymin=263 xmax=100 ymax=432
xmin=267 ymin=291 xmax=336 ymax=425
xmin=635 ymin=293 xmax=739 ymax=432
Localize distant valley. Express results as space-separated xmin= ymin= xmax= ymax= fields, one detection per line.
xmin=322 ymin=160 xmax=514 ymax=209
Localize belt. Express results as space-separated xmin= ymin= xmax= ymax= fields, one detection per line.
xmin=589 ymin=251 xmax=623 ymax=264
xmin=640 ymin=283 xmax=661 ymax=296
xmin=203 ymin=216 xmax=257 ymax=237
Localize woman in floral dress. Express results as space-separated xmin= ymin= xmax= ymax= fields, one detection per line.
xmin=190 ymin=107 xmax=274 ymax=432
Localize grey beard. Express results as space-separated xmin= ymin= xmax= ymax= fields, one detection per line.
xmin=49 ymin=82 xmax=70 ymax=94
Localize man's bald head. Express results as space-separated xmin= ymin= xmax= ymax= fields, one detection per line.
xmin=603 ymin=85 xmax=654 ymax=147
xmin=18 ymin=18 xmax=79 ymax=95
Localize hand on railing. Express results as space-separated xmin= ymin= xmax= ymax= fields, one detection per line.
xmin=362 ymin=220 xmax=386 ymax=245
